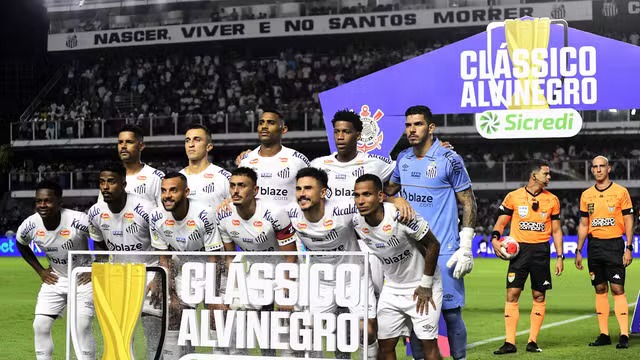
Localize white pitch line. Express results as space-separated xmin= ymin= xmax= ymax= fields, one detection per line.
xmin=467 ymin=302 xmax=635 ymax=349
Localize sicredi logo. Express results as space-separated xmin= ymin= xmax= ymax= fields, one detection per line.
xmin=467 ymin=18 xmax=587 ymax=139
xmin=475 ymin=108 xmax=581 ymax=139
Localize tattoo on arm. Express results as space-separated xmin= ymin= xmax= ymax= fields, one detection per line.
xmin=455 ymin=187 xmax=477 ymax=228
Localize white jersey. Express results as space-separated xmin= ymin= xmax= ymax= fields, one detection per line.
xmin=97 ymin=164 xmax=165 ymax=206
xmin=353 ymin=202 xmax=433 ymax=295
xmin=310 ymin=152 xmax=395 ymax=201
xmin=88 ymin=194 xmax=156 ymax=264
xmin=239 ymin=145 xmax=309 ymax=215
xmin=289 ymin=200 xmax=360 ymax=267
xmin=217 ymin=200 xmax=297 ymax=253
xmin=180 ymin=163 xmax=231 ymax=209
xmin=17 ymin=209 xmax=90 ymax=277
xmin=149 ymin=202 xmax=222 ymax=252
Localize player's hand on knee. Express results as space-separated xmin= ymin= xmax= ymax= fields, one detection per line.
xmin=413 ymin=286 xmax=436 ymax=316
xmin=491 ymin=239 xmax=507 ymax=260
xmin=235 ymin=149 xmax=252 ymax=166
xmin=574 ymin=252 xmax=584 ymax=270
xmin=38 ymin=268 xmax=58 ymax=285
xmin=78 ymin=272 xmax=92 ymax=285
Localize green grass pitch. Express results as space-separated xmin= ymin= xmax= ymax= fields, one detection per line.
xmin=2 ymin=257 xmax=639 ymax=359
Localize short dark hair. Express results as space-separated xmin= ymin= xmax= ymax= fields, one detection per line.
xmin=186 ymin=123 xmax=212 ymax=142
xmin=163 ymin=172 xmax=187 ymax=185
xmin=100 ymin=163 xmax=127 ymax=179
xmin=118 ymin=124 xmax=144 ymax=141
xmin=331 ymin=109 xmax=363 ymax=132
xmin=261 ymin=107 xmax=286 ymax=126
xmin=36 ymin=180 xmax=63 ymax=198
xmin=528 ymin=159 xmax=550 ymax=176
xmin=405 ymin=105 xmax=433 ymax=124
xmin=231 ymin=167 xmax=258 ymax=185
xmin=296 ymin=167 xmax=328 ymax=189
xmin=355 ymin=174 xmax=383 ymax=192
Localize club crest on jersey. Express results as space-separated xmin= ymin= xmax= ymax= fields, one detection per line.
xmin=137 ymin=175 xmax=147 ymax=181
xmin=518 ymin=206 xmax=529 ymax=217
xmin=608 ymin=206 xmax=615 ymax=213
xmin=588 ymin=203 xmax=595 ymax=215
xmin=165 ymin=220 xmax=175 ymax=226
xmin=36 ymin=230 xmax=46 ymax=237
xmin=356 ymin=105 xmax=384 ymax=153
xmin=508 ymin=272 xmax=516 ymax=282
xmin=59 ymin=229 xmax=71 ymax=237
xmin=426 ymin=162 xmax=437 ymax=178
xmin=232 ymin=219 xmax=241 ymax=226
xmin=540 ymin=212 xmax=547 ymax=219
xmin=323 ymin=219 xmax=334 ymax=229
xmin=187 ymin=220 xmax=196 ymax=227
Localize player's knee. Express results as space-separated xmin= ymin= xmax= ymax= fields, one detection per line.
xmin=594 ymin=284 xmax=608 ymax=294
xmin=610 ymin=285 xmax=625 ymax=296
xmin=367 ymin=319 xmax=377 ymax=342
xmin=443 ymin=308 xmax=465 ymax=329
xmin=33 ymin=315 xmax=54 ymax=335
xmin=532 ymin=294 xmax=545 ymax=303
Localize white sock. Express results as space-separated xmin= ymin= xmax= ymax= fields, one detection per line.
xmin=162 ymin=330 xmax=182 ymax=360
xmin=75 ymin=315 xmax=96 ymax=360
xmin=142 ymin=315 xmax=163 ymax=360
xmin=360 ymin=340 xmax=378 ymax=360
xmin=34 ymin=315 xmax=55 ymax=360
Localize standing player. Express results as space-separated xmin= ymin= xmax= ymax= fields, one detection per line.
xmin=385 ymin=105 xmax=477 ymax=360
xmin=292 ymin=167 xmax=378 ymax=359
xmin=180 ymin=124 xmax=230 ymax=209
xmin=98 ymin=124 xmax=165 ymax=205
xmin=490 ymin=160 xmax=564 ymax=354
xmin=575 ymin=155 xmax=634 ymax=349
xmin=238 ymin=109 xmax=309 ymax=217
xmin=16 ymin=180 xmax=95 ymax=360
xmin=310 ymin=109 xmax=399 ymax=294
xmin=353 ymin=174 xmax=442 ymax=360
xmin=88 ymin=164 xmax=161 ymax=360
xmin=149 ymin=172 xmax=223 ymax=360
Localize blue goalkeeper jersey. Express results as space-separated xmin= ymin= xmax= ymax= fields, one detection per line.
xmin=390 ymin=139 xmax=472 ymax=255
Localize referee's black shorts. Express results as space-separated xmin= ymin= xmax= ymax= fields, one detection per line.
xmin=587 ymin=236 xmax=625 ymax=286
xmin=506 ymin=242 xmax=552 ymax=292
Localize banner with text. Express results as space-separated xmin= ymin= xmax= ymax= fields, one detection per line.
xmin=48 ymin=2 xmax=592 ymax=51
xmin=320 ymin=18 xmax=640 ymax=154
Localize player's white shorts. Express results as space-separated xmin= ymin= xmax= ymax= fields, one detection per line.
xmin=310 ymin=278 xmax=377 ymax=319
xmin=358 ymin=240 xmax=384 ymax=295
xmin=35 ymin=276 xmax=94 ymax=317
xmin=376 ymin=280 xmax=443 ymax=340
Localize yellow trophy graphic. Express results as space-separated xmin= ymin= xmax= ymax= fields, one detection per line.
xmin=504 ymin=18 xmax=551 ymax=109
xmin=92 ymin=263 xmax=146 ymax=360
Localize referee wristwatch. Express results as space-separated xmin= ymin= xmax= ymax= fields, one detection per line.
xmin=557 ymin=255 xmax=565 ymax=260
xmin=626 ymin=245 xmax=634 ymax=251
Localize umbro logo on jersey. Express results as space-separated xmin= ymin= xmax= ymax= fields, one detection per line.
xmin=230 ymin=231 xmax=240 ymax=237
xmin=613 ymin=274 xmax=621 ymax=280
xmin=277 ymin=167 xmax=290 ymax=178
xmin=203 ymin=183 xmax=216 ymax=193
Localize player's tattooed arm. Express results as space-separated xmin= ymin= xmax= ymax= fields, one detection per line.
xmin=455 ymin=187 xmax=477 ymax=228
xmin=383 ymin=180 xmax=401 ymax=197
xmin=16 ymin=242 xmax=56 ymax=284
